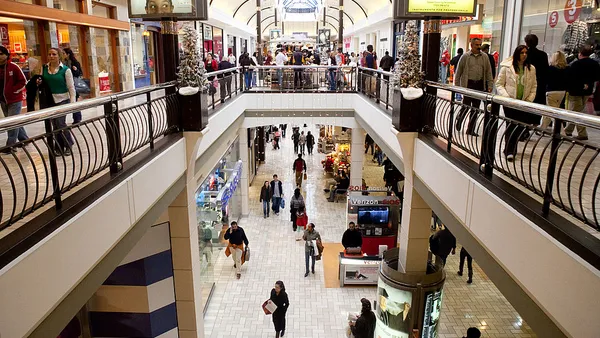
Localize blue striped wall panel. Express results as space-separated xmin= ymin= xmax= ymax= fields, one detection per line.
xmin=89 ymin=303 xmax=177 ymax=337
xmin=103 ymin=250 xmax=174 ymax=287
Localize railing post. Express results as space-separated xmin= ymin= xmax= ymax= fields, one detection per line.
xmin=447 ymin=91 xmax=455 ymax=152
xmin=105 ymin=98 xmax=123 ymax=173
xmin=44 ymin=120 xmax=62 ymax=209
xmin=542 ymin=118 xmax=563 ymax=215
xmin=479 ymin=99 xmax=498 ymax=177
xmin=147 ymin=92 xmax=154 ymax=150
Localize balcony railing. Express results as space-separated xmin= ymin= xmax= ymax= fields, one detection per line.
xmin=421 ymin=81 xmax=600 ymax=230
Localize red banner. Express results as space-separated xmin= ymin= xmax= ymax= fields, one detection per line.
xmin=0 ymin=24 xmax=9 ymax=48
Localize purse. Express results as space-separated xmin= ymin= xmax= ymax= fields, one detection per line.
xmin=303 ymin=172 xmax=308 ymax=180
xmin=244 ymin=246 xmax=251 ymax=261
xmin=280 ymin=198 xmax=285 ymax=209
xmin=74 ymin=77 xmax=90 ymax=95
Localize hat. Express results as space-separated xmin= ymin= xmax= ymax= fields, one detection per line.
xmin=0 ymin=45 xmax=9 ymax=56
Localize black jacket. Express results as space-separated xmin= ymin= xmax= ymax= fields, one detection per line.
xmin=260 ymin=186 xmax=272 ymax=202
xmin=270 ymin=180 xmax=283 ymax=197
xmin=351 ymin=311 xmax=376 ymax=338
xmin=69 ymin=59 xmax=83 ymax=78
xmin=379 ymin=55 xmax=394 ymax=70
xmin=546 ymin=66 xmax=569 ymax=92
xmin=270 ymin=289 xmax=289 ymax=315
xmin=293 ymin=51 xmax=303 ymax=65
xmin=306 ymin=133 xmax=315 ymax=147
xmin=224 ymin=227 xmax=249 ymax=246
xmin=217 ymin=60 xmax=234 ymax=78
xmin=337 ymin=177 xmax=350 ymax=190
xmin=25 ymin=75 xmax=55 ymax=112
xmin=526 ymin=47 xmax=549 ymax=104
xmin=430 ymin=228 xmax=456 ymax=257
xmin=342 ymin=229 xmax=362 ymax=248
xmin=567 ymin=57 xmax=600 ymax=96
xmin=487 ymin=53 xmax=496 ymax=79
xmin=450 ymin=54 xmax=463 ymax=68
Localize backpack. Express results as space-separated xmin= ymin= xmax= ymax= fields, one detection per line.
xmin=295 ymin=159 xmax=304 ymax=172
xmin=203 ymin=228 xmax=212 ymax=241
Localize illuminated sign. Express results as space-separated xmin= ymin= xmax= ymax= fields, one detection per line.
xmin=407 ymin=0 xmax=476 ymax=15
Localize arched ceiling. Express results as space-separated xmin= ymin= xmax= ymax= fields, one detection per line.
xmin=209 ymin=0 xmax=390 ymax=36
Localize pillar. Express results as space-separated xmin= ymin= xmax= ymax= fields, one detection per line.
xmin=257 ymin=126 xmax=265 ymax=162
xmin=256 ymin=0 xmax=262 ymax=63
xmin=161 ymin=21 xmax=179 ymax=84
xmin=239 ymin=127 xmax=250 ymax=216
xmin=350 ymin=128 xmax=364 ymax=188
xmin=87 ymin=216 xmax=179 ymax=337
xmin=456 ymin=25 xmax=471 ymax=54
xmin=396 ymin=133 xmax=431 ymax=273
xmin=423 ymin=19 xmax=441 ymax=85
xmin=168 ymin=132 xmax=206 ymax=338
xmin=338 ymin=0 xmax=344 ymax=48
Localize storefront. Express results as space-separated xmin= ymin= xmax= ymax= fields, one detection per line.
xmin=201 ymin=23 xmax=224 ymax=60
xmin=227 ymin=34 xmax=237 ymax=61
xmin=319 ymin=126 xmax=351 ymax=176
xmin=194 ymin=140 xmax=242 ymax=313
xmin=131 ymin=22 xmax=161 ymax=88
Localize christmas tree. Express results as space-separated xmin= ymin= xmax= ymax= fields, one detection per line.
xmin=392 ymin=20 xmax=424 ymax=89
xmin=177 ymin=23 xmax=209 ymax=92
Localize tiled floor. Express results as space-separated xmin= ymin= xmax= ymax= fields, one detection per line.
xmin=202 ymin=126 xmax=536 ymax=338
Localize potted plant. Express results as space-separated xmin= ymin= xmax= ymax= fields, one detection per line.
xmin=391 ymin=20 xmax=424 ymax=132
xmin=177 ymin=23 xmax=210 ymax=131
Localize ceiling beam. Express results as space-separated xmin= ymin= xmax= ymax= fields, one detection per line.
xmin=246 ymin=6 xmax=272 ymax=25
xmin=233 ymin=0 xmax=250 ymax=18
xmin=350 ymin=0 xmax=368 ymax=19
xmin=328 ymin=6 xmax=354 ymax=25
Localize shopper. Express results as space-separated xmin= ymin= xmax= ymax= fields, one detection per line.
xmin=454 ymin=38 xmax=494 ymax=136
xmin=496 ymin=45 xmax=538 ymax=162
xmin=260 ymin=181 xmax=272 ymax=218
xmin=280 ymin=123 xmax=287 ymax=137
xmin=365 ymin=45 xmax=376 ymax=94
xmin=62 ymin=48 xmax=83 ymax=124
xmin=0 ymin=45 xmax=28 ymax=154
xmin=273 ymin=127 xmax=281 ymax=149
xmin=525 ymin=34 xmax=549 ymax=107
xmin=480 ymin=44 xmax=496 ymax=79
xmin=328 ymin=170 xmax=349 ymax=202
xmin=251 ymin=52 xmax=259 ymax=86
xmin=240 ymin=52 xmax=256 ymax=90
xmin=450 ymin=48 xmax=464 ymax=72
xmin=292 ymin=47 xmax=304 ymax=89
xmin=275 ymin=48 xmax=288 ymax=88
xmin=349 ymin=298 xmax=376 ymax=338
xmin=43 ymin=47 xmax=76 ymax=156
xmin=224 ymin=221 xmax=249 ymax=279
xmin=439 ymin=50 xmax=450 ymax=84
xmin=270 ymin=280 xmax=289 ymax=338
xmin=374 ymin=145 xmax=384 ymax=166
xmin=564 ymin=44 xmax=600 ymax=140
xmin=380 ymin=51 xmax=394 ymax=72
xmin=364 ymin=133 xmax=374 ymax=155
xmin=292 ymin=128 xmax=300 ymax=153
xmin=342 ymin=222 xmax=362 ymax=250
xmin=458 ymin=247 xmax=474 ymax=284
xmin=463 ymin=327 xmax=481 ymax=338
xmin=306 ymin=131 xmax=315 ymax=155
xmin=228 ymin=53 xmax=236 ymax=65
xmin=302 ymin=223 xmax=321 ymax=277
xmin=298 ymin=131 xmax=306 ymax=155
xmin=270 ymin=174 xmax=283 ymax=216
xmin=429 ymin=227 xmax=456 ymax=266
xmin=292 ymin=153 xmax=307 ymax=188
xmin=218 ymin=56 xmax=234 ymax=104
xmin=328 ymin=50 xmax=337 ymax=91
xmin=290 ymin=188 xmax=305 ymax=231
xmin=542 ymin=51 xmax=569 ymax=130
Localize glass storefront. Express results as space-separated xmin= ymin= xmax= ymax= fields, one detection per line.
xmin=131 ymin=23 xmax=159 ymax=87
xmin=195 ymin=140 xmax=241 ymax=313
xmin=521 ymin=0 xmax=600 ymax=57
xmin=212 ymin=26 xmax=223 ymax=60
xmin=0 ymin=17 xmax=42 ymax=80
xmin=94 ymin=28 xmax=114 ymax=93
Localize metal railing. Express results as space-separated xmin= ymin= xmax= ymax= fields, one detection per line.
xmin=422 ymin=81 xmax=600 ymax=230
xmin=238 ymin=65 xmax=358 ymax=92
xmin=0 ymin=82 xmax=179 ymax=230
xmin=357 ymin=67 xmax=395 ymax=111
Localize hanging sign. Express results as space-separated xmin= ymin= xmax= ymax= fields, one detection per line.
xmin=549 ymin=11 xmax=559 ymax=28
xmin=0 ymin=24 xmax=9 ymax=47
xmin=564 ymin=0 xmax=582 ymax=24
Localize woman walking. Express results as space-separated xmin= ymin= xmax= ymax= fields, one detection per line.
xmin=43 ymin=47 xmax=76 ymax=156
xmin=270 ymin=280 xmax=289 ymax=338
xmin=260 ymin=181 xmax=272 ymax=218
xmin=542 ymin=51 xmax=568 ymax=130
xmin=63 ymin=48 xmax=83 ymax=124
xmin=306 ymin=131 xmax=315 ymax=155
xmin=349 ymin=298 xmax=376 ymax=338
xmin=496 ymin=45 xmax=537 ymax=162
xmin=289 ymin=188 xmax=305 ymax=231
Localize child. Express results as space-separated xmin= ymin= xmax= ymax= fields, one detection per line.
xmin=296 ymin=206 xmax=308 ymax=231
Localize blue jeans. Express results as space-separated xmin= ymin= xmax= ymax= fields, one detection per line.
xmin=262 ymin=200 xmax=270 ymax=216
xmin=305 ymin=249 xmax=315 ymax=273
xmin=52 ymin=100 xmax=74 ymax=150
xmin=252 ymin=71 xmax=257 ymax=86
xmin=440 ymin=65 xmax=448 ymax=84
xmin=277 ymin=69 xmax=283 ymax=87
xmin=272 ymin=196 xmax=281 ymax=214
xmin=244 ymin=70 xmax=253 ymax=90
xmin=328 ymin=70 xmax=336 ymax=91
xmin=376 ymin=152 xmax=384 ymax=166
xmin=1 ymin=101 xmax=28 ymax=146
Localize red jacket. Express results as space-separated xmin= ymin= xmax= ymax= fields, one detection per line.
xmin=1 ymin=62 xmax=26 ymax=104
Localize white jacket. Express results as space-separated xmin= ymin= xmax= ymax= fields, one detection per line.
xmin=495 ymin=57 xmax=537 ymax=102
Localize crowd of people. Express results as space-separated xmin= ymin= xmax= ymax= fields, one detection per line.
xmin=450 ymin=34 xmax=600 ymax=162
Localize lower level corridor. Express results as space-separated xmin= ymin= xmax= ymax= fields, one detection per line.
xmin=202 ymin=125 xmax=536 ymax=338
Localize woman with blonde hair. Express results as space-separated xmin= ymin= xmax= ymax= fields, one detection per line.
xmin=542 ymin=51 xmax=569 ymax=129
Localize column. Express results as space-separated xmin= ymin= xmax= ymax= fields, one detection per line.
xmin=455 ymin=25 xmax=471 ymax=53
xmin=350 ymin=128 xmax=364 ymax=188
xmin=423 ymin=19 xmax=441 ymax=85
xmin=257 ymin=126 xmax=265 ymax=162
xmin=256 ymin=0 xmax=262 ymax=62
xmin=338 ymin=0 xmax=344 ymax=48
xmin=168 ymin=132 xmax=206 ymax=338
xmin=396 ymin=133 xmax=431 ymax=273
xmin=87 ymin=217 xmax=179 ymax=337
xmin=161 ymin=21 xmax=179 ymax=83
xmin=239 ymin=127 xmax=250 ymax=216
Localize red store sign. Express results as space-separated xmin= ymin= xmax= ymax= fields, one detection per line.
xmin=549 ymin=11 xmax=559 ymax=28
xmin=564 ymin=0 xmax=582 ymax=24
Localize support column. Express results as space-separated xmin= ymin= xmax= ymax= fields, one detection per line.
xmin=257 ymin=126 xmax=265 ymax=162
xmin=423 ymin=18 xmax=441 ymax=86
xmin=396 ymin=133 xmax=431 ymax=274
xmin=350 ymin=128 xmax=364 ymax=188
xmin=168 ymin=132 xmax=206 ymax=338
xmin=256 ymin=0 xmax=262 ymax=63
xmin=161 ymin=21 xmax=179 ymax=84
xmin=239 ymin=127 xmax=250 ymax=216
xmin=338 ymin=0 xmax=344 ymax=48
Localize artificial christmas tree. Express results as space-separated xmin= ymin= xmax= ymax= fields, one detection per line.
xmin=177 ymin=23 xmax=210 ymax=131
xmin=391 ymin=20 xmax=424 ymax=131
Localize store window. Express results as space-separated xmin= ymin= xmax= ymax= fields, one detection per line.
xmin=56 ymin=23 xmax=85 ymax=75
xmin=92 ymin=3 xmax=112 ymax=18
xmin=521 ymin=0 xmax=600 ymax=57
xmin=212 ymin=26 xmax=223 ymax=61
xmin=227 ymin=34 xmax=236 ymax=61
xmin=0 ymin=17 xmax=43 ymax=79
xmin=53 ymin=0 xmax=82 ymax=13
xmin=203 ymin=23 xmax=213 ymax=58
xmin=94 ymin=28 xmax=114 ymax=93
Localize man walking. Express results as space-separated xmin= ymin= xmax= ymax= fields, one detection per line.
xmin=275 ymin=48 xmax=288 ymax=88
xmin=565 ymin=45 xmax=600 ymax=140
xmin=293 ymin=153 xmax=307 ymax=188
xmin=379 ymin=51 xmax=394 ymax=72
xmin=450 ymin=48 xmax=463 ymax=73
xmin=306 ymin=131 xmax=315 ymax=155
xmin=292 ymin=128 xmax=300 ymax=153
xmin=292 ymin=47 xmax=304 ymax=88
xmin=224 ymin=221 xmax=249 ymax=279
xmin=457 ymin=247 xmax=474 ymax=284
xmin=0 ymin=45 xmax=28 ymax=154
xmin=270 ymin=174 xmax=283 ymax=216
xmin=454 ymin=38 xmax=494 ymax=136
xmin=302 ymin=223 xmax=322 ymax=277
xmin=298 ymin=131 xmax=306 ymax=155
xmin=429 ymin=227 xmax=456 ymax=266
xmin=525 ymin=34 xmax=549 ymax=106
xmin=364 ymin=133 xmax=374 ymax=155
xmin=218 ymin=56 xmax=234 ymax=104
xmin=365 ymin=45 xmax=376 ymax=94
xmin=480 ymin=44 xmax=496 ymax=79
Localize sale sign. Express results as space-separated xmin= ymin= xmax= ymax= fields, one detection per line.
xmin=549 ymin=11 xmax=559 ymax=27
xmin=564 ymin=0 xmax=582 ymax=24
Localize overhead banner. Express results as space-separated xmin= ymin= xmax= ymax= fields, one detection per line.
xmin=407 ymin=0 xmax=476 ymax=15
xmin=128 ymin=0 xmax=208 ymax=20
xmin=317 ymin=29 xmax=330 ymax=46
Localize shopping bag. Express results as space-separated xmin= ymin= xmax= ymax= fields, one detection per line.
xmin=262 ymin=299 xmax=277 ymax=315
xmin=280 ymin=198 xmax=285 ymax=209
xmin=244 ymin=246 xmax=251 ymax=261
xmin=74 ymin=77 xmax=91 ymax=95
xmin=303 ymin=172 xmax=307 ymax=180
xmin=225 ymin=246 xmax=231 ymax=257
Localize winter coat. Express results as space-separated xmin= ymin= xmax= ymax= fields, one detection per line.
xmin=306 ymin=134 xmax=315 ymax=147
xmin=25 ymin=75 xmax=55 ymax=112
xmin=526 ymin=47 xmax=549 ymax=104
xmin=1 ymin=61 xmax=27 ymax=104
xmin=350 ymin=311 xmax=376 ymax=338
xmin=260 ymin=186 xmax=272 ymax=202
xmin=546 ymin=66 xmax=569 ymax=92
xmin=380 ymin=55 xmax=394 ymax=70
xmin=440 ymin=51 xmax=450 ymax=66
xmin=566 ymin=57 xmax=600 ymax=97
xmin=496 ymin=58 xmax=537 ymax=102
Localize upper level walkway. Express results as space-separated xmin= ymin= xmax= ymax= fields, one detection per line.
xmin=0 ymin=66 xmax=598 ymax=338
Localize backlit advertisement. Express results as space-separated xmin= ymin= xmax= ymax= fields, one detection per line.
xmin=407 ymin=0 xmax=476 ymax=15
xmin=375 ymin=278 xmax=413 ymax=338
xmin=421 ymin=290 xmax=443 ymax=338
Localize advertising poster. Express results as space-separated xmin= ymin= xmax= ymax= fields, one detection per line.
xmin=375 ymin=278 xmax=413 ymax=338
xmin=421 ymin=290 xmax=443 ymax=338
xmin=407 ymin=0 xmax=476 ymax=15
xmin=128 ymin=0 xmax=208 ymax=19
xmin=343 ymin=264 xmax=379 ymax=284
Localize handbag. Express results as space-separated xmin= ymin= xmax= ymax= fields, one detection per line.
xmin=280 ymin=198 xmax=285 ymax=209
xmin=74 ymin=77 xmax=90 ymax=95
xmin=262 ymin=299 xmax=277 ymax=315
xmin=244 ymin=246 xmax=251 ymax=261
xmin=303 ymin=172 xmax=308 ymax=180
